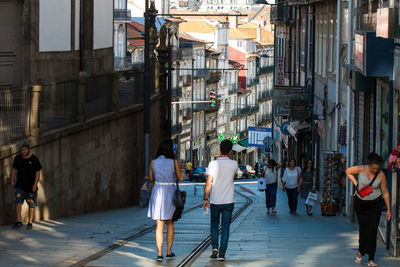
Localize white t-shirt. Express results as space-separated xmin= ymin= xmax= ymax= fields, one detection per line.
xmin=206 ymin=157 xmax=238 ymax=205
xmin=282 ymin=167 xmax=301 ymax=189
xmin=264 ymin=167 xmax=277 ymax=184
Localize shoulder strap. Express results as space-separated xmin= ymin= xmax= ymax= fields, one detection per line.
xmin=369 ymin=170 xmax=380 ymax=186
xmin=173 ymin=160 xmax=180 ymax=189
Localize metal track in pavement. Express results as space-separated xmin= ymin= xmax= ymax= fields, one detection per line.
xmin=70 ymin=203 xmax=203 ymax=267
xmin=176 ymin=190 xmax=253 ymax=267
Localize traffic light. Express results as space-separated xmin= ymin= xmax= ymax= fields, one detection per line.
xmin=210 ymin=90 xmax=216 ymax=107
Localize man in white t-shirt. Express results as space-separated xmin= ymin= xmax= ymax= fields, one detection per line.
xmin=203 ymin=140 xmax=237 ymax=261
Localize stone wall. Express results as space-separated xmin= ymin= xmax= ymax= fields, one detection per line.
xmin=0 ymin=97 xmax=163 ymax=225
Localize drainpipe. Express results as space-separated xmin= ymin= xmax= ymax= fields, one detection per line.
xmin=345 ymin=0 xmax=353 ymax=217
xmin=334 ymin=0 xmax=342 ymax=151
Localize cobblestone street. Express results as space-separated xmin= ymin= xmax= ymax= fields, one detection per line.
xmin=1 ymin=181 xmax=399 ymax=267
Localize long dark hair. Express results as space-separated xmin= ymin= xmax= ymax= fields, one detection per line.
xmin=156 ymin=139 xmax=175 ymax=160
xmin=268 ymin=159 xmax=277 ymax=168
xmin=303 ymin=159 xmax=313 ymax=173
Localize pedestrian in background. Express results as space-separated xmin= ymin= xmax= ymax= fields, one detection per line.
xmin=10 ymin=142 xmax=42 ymax=229
xmin=282 ymin=159 xmax=301 ymax=215
xmin=261 ymin=159 xmax=282 ymax=214
xmin=300 ymin=159 xmax=317 ymax=216
xmin=185 ymin=160 xmax=192 ymax=178
xmin=147 ymin=140 xmax=183 ymax=261
xmin=346 ymin=153 xmax=391 ymax=267
xmin=203 ymin=140 xmax=237 ymax=261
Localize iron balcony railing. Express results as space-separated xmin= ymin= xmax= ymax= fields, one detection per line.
xmin=182 ymin=75 xmax=192 ymax=87
xmin=194 ymin=69 xmax=210 ymax=79
xmin=193 ymin=102 xmax=209 ymax=112
xmin=231 ymin=104 xmax=260 ymax=119
xmin=171 ymin=86 xmax=182 ymax=99
xmin=114 ymin=9 xmax=131 ymax=22
xmin=270 ymin=4 xmax=294 ymax=25
xmin=207 ymin=71 xmax=221 ymax=84
xmin=228 ymin=83 xmax=239 ymax=94
xmin=258 ymin=113 xmax=273 ymax=125
xmin=248 ymin=78 xmax=260 ymax=87
xmin=258 ymin=65 xmax=274 ymax=75
xmin=239 ymin=129 xmax=248 ymax=140
xmin=171 ymin=123 xmax=182 ymax=135
xmin=171 ymin=50 xmax=182 ymax=62
xmin=258 ymin=90 xmax=273 ymax=101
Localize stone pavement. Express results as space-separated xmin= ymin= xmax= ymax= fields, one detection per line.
xmin=1 ymin=181 xmax=400 ymax=267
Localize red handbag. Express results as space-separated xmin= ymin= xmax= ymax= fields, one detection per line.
xmin=357 ymin=171 xmax=379 ymax=198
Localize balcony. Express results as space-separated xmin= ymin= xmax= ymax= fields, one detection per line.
xmin=171 ymin=123 xmax=182 ymax=136
xmin=182 ymin=75 xmax=192 ymax=87
xmin=248 ymin=78 xmax=259 ymax=87
xmin=258 ymin=65 xmax=274 ymax=75
xmin=171 ymin=86 xmax=182 ymax=99
xmin=258 ymin=90 xmax=272 ymax=101
xmin=183 ymin=108 xmax=192 ymax=121
xmin=207 ymin=71 xmax=221 ymax=84
xmin=270 ymin=4 xmax=294 ymax=25
xmin=228 ymin=83 xmax=239 ymax=94
xmin=194 ymin=69 xmax=210 ymax=79
xmin=258 ymin=113 xmax=273 ymax=125
xmin=239 ymin=130 xmax=248 ymax=140
xmin=114 ymin=9 xmax=131 ymax=23
xmin=239 ymin=104 xmax=260 ymax=116
xmin=171 ymin=50 xmax=182 ymax=62
xmin=193 ymin=102 xmax=209 ymax=112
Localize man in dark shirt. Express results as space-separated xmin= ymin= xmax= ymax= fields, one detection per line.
xmin=10 ymin=142 xmax=42 ymax=229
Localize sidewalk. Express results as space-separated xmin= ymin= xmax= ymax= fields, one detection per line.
xmin=0 ymin=183 xmax=204 ymax=266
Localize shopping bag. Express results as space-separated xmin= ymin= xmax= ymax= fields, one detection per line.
xmin=306 ymin=191 xmax=318 ymax=202
xmin=305 ymin=198 xmax=315 ymax=206
xmin=257 ymin=177 xmax=266 ymax=190
xmin=139 ymin=178 xmax=152 ymax=207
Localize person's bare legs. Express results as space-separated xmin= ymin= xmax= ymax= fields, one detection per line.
xmin=166 ymin=220 xmax=174 ymax=255
xmin=156 ymin=220 xmax=165 ymax=256
xmin=28 ymin=207 xmax=35 ymax=223
xmin=16 ymin=204 xmax=22 ymax=222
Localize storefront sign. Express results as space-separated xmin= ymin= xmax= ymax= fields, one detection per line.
xmin=273 ymin=86 xmax=305 ymax=117
xmin=355 ymin=33 xmax=364 ymax=73
xmin=275 ymin=57 xmax=285 ymax=86
xmin=248 ymin=126 xmax=272 ymax=148
xmin=290 ymin=99 xmax=310 ymax=121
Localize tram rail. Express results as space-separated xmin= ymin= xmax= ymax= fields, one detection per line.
xmin=70 ymin=189 xmax=253 ymax=267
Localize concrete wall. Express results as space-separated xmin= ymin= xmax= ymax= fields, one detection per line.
xmin=0 ymin=97 xmax=163 ymax=225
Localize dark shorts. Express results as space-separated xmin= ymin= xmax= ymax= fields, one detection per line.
xmin=15 ymin=187 xmax=38 ymax=208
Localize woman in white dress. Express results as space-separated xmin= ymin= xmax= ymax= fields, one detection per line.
xmin=147 ymin=140 xmax=182 ymax=261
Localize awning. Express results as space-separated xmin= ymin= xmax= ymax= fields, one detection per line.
xmin=287 ymin=121 xmax=311 ymax=139
xmin=238 ymin=138 xmax=248 ymax=148
xmin=232 ymin=144 xmax=246 ymax=152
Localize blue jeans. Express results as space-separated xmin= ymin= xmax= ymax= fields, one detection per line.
xmin=210 ymin=203 xmax=234 ymax=257
xmin=265 ymin=182 xmax=277 ymax=209
xmin=285 ymin=188 xmax=298 ymax=213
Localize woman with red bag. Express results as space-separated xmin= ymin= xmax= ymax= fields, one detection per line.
xmin=345 ymin=153 xmax=391 ymax=267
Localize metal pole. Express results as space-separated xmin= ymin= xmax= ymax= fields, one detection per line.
xmin=334 ymin=0 xmax=342 ymax=151
xmin=346 ymin=0 xmax=353 ymax=217
xmin=167 ymin=31 xmax=172 ymax=138
xmin=144 ymin=0 xmax=150 ymax=177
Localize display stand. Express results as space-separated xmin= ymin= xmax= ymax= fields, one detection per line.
xmin=321 ymin=151 xmax=346 ymax=215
